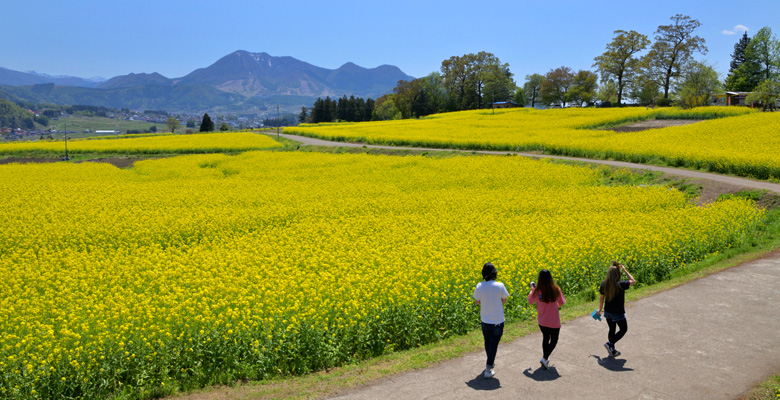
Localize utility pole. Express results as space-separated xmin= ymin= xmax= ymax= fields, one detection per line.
xmin=276 ymin=105 xmax=280 ymax=139
xmin=63 ymin=123 xmax=69 ymax=161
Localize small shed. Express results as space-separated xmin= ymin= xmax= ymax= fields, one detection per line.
xmin=711 ymin=92 xmax=750 ymax=106
xmin=492 ymin=101 xmax=519 ymax=109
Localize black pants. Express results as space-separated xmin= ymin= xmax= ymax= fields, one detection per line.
xmin=606 ymin=317 xmax=628 ymax=345
xmin=538 ymin=324 xmax=560 ymax=359
xmin=481 ymin=322 xmax=504 ymax=367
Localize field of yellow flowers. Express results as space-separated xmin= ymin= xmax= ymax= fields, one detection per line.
xmin=0 ymin=131 xmax=282 ymax=154
xmin=287 ymin=107 xmax=780 ymax=180
xmin=0 ymin=150 xmax=764 ymax=399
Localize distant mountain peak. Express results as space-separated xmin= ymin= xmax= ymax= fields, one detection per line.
xmin=177 ymin=50 xmax=413 ymax=99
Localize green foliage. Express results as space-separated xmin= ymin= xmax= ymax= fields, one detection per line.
xmin=593 ymin=30 xmax=651 ymax=105
xmin=642 ymin=15 xmax=707 ymax=99
xmin=677 ymin=61 xmax=722 ymax=109
xmin=0 ymin=98 xmax=38 ymax=130
xmin=745 ymin=79 xmax=780 ymax=110
xmin=200 ymin=113 xmax=214 ymax=132
xmin=717 ymin=190 xmax=765 ymax=203
xmin=523 ymin=74 xmax=545 ymax=108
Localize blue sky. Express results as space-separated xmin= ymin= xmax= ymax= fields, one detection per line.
xmin=2 ymin=0 xmax=777 ymax=85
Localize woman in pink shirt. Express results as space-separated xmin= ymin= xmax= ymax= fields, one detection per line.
xmin=528 ymin=269 xmax=566 ymax=369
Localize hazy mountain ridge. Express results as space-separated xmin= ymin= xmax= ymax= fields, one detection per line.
xmin=0 ymin=51 xmax=413 ymax=112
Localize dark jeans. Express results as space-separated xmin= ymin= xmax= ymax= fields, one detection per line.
xmin=481 ymin=322 xmax=504 ymax=367
xmin=538 ymin=324 xmax=560 ymax=359
xmin=606 ymin=316 xmax=628 ymax=346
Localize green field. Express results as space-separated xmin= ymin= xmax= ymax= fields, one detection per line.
xmin=48 ymin=115 xmax=175 ymax=138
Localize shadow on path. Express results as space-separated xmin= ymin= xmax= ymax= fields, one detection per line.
xmin=465 ymin=375 xmax=502 ymax=391
xmin=523 ymin=367 xmax=562 ymax=381
xmin=591 ymin=355 xmax=634 ymax=372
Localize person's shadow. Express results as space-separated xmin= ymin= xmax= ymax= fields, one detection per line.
xmin=523 ymin=366 xmax=561 ymax=381
xmin=465 ymin=374 xmax=501 ymax=390
xmin=591 ymin=355 xmax=634 ymax=372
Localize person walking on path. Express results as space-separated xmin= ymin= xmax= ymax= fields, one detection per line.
xmin=473 ymin=262 xmax=510 ymax=379
xmin=595 ymin=260 xmax=636 ymax=357
xmin=528 ymin=269 xmax=566 ymax=369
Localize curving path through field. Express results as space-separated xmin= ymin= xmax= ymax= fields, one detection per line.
xmin=277 ymin=133 xmax=780 ymax=400
xmin=280 ymin=133 xmax=780 ymax=195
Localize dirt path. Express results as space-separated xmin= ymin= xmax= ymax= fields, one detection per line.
xmin=328 ymin=254 xmax=780 ymax=400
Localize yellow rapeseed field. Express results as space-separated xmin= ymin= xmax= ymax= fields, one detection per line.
xmin=287 ymin=107 xmax=780 ymax=179
xmin=0 ymin=150 xmax=764 ymax=399
xmin=0 ymin=131 xmax=282 ymax=154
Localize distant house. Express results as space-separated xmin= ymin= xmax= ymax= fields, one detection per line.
xmin=95 ymin=130 xmax=121 ymax=135
xmin=711 ymin=92 xmax=750 ymax=106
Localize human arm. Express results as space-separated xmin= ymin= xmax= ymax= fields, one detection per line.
xmin=596 ymin=294 xmax=605 ymax=316
xmin=621 ymin=264 xmax=636 ymax=286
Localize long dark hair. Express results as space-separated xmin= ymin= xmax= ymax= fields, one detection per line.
xmin=602 ymin=260 xmax=623 ymax=302
xmin=482 ymin=262 xmax=497 ymax=281
xmin=535 ymin=269 xmax=561 ymax=303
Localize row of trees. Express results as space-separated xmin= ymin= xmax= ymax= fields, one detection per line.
xmin=304 ymin=95 xmax=376 ymax=124
xmin=304 ymin=15 xmax=778 ymax=124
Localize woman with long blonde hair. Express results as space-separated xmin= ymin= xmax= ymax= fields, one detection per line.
xmin=595 ymin=260 xmax=635 ymax=357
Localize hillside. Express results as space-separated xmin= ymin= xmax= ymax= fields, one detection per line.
xmin=0 ymin=51 xmax=414 ymax=113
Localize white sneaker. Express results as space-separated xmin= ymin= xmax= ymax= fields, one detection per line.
xmin=484 ymin=367 xmax=495 ymax=378
xmin=540 ymin=358 xmax=549 ymax=369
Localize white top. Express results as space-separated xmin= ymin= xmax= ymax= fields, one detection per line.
xmin=473 ymin=280 xmax=510 ymax=324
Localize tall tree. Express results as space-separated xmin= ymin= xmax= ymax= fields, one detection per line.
xmin=746 ymin=27 xmax=780 ymax=82
xmin=726 ymin=27 xmax=780 ymax=91
xmin=513 ymin=87 xmax=526 ymax=106
xmin=643 ymin=15 xmax=708 ymax=99
xmin=568 ymin=70 xmax=599 ymax=106
xmin=677 ymin=60 xmax=721 ymax=109
xmin=298 ymin=106 xmax=309 ymax=124
xmin=199 ymin=113 xmax=214 ymax=132
xmin=593 ymin=30 xmax=650 ymax=105
xmin=729 ymin=31 xmax=751 ymax=74
xmin=441 ymin=52 xmax=509 ymax=110
xmin=166 ymin=116 xmax=179 ymax=133
xmin=523 ymin=74 xmax=545 ymax=108
xmin=541 ymin=66 xmax=575 ymax=106
xmin=483 ymin=63 xmax=517 ymax=106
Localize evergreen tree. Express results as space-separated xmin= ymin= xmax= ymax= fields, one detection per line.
xmin=199 ymin=113 xmax=214 ymax=132
xmin=729 ymin=31 xmax=751 ymax=73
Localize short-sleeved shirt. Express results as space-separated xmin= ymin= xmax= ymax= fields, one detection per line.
xmin=473 ymin=280 xmax=510 ymax=324
xmin=528 ymin=289 xmax=566 ymax=328
xmin=599 ymin=280 xmax=631 ymax=314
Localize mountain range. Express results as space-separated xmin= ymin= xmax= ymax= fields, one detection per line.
xmin=0 ymin=51 xmax=414 ymax=114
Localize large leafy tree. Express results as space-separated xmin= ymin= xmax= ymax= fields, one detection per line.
xmin=677 ymin=60 xmax=721 ymax=109
xmin=166 ymin=116 xmax=179 ymax=133
xmin=643 ymin=15 xmax=707 ymax=99
xmin=568 ymin=70 xmax=599 ymax=106
xmin=746 ymin=27 xmax=780 ymax=82
xmin=540 ymin=66 xmax=575 ymax=106
xmin=593 ymin=30 xmax=650 ymax=105
xmin=441 ymin=52 xmax=509 ymax=110
xmin=483 ymin=63 xmax=517 ymax=106
xmin=523 ymin=74 xmax=545 ymax=108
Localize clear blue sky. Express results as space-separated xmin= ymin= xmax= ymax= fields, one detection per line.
xmin=2 ymin=0 xmax=777 ymax=84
